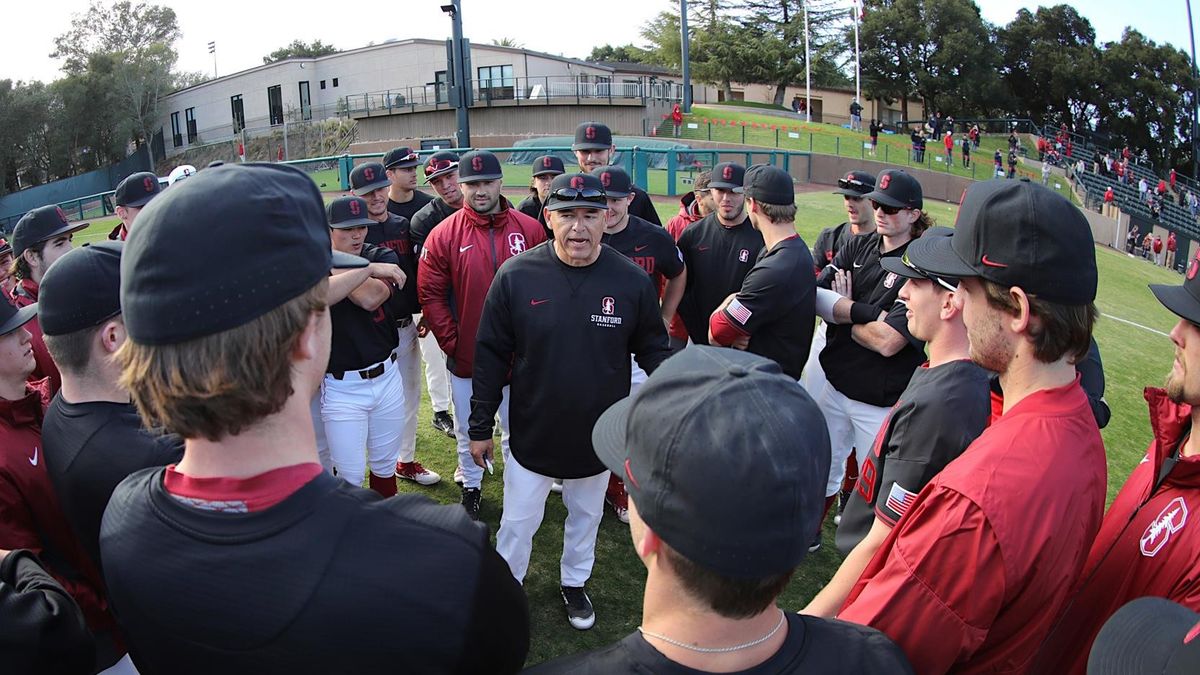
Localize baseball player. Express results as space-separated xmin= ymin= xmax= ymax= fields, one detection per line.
xmin=350 ymin=162 xmax=439 ymax=486
xmin=469 ymin=172 xmax=672 ymax=630
xmin=838 ymin=180 xmax=1106 ymax=673
xmin=409 ymin=151 xmax=464 ymax=253
xmin=675 ymin=162 xmax=764 ymax=346
xmin=109 ymin=171 xmax=161 ymax=241
xmin=803 ymin=227 xmax=991 ymax=618
xmin=418 ymin=150 xmax=546 ymax=520
xmin=0 ymin=238 xmax=14 ymax=299
xmin=517 ymin=154 xmax=565 ymax=236
xmin=812 ymin=169 xmax=929 ymax=552
xmin=663 ymin=171 xmax=712 ymax=348
xmin=595 ymin=164 xmax=686 ymax=522
xmin=1030 ymin=258 xmax=1200 ymax=673
xmin=383 ymin=147 xmax=455 ymax=439
xmin=99 ymin=163 xmax=529 ymax=673
xmin=571 ymin=121 xmax=662 ymax=226
xmin=10 ymin=205 xmax=89 ymax=395
xmin=0 ymin=547 xmax=96 ymax=674
xmin=707 ymin=164 xmax=815 ymax=381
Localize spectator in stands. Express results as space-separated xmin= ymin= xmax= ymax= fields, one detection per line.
xmin=1143 ymin=232 xmax=1155 ymax=260
xmin=994 ymin=149 xmax=1004 ymax=177
xmin=910 ymin=128 xmax=925 ymax=163
xmin=1104 ymin=186 xmax=1115 ymax=210
xmin=929 ymin=112 xmax=942 ymax=138
xmin=1151 ymin=197 xmax=1163 ymax=221
xmin=1126 ymin=228 xmax=1138 ymax=254
xmin=1007 ymin=149 xmax=1018 ymax=179
xmin=671 ymin=104 xmax=683 ymax=138
xmin=961 ymin=134 xmax=971 ymax=168
xmin=1042 ymin=161 xmax=1051 ymax=186
xmin=1171 ymin=168 xmax=1178 ymax=191
xmin=1167 ymin=231 xmax=1178 ymax=269
xmin=1159 ymin=179 xmax=1169 ymax=196
xmin=1189 ymin=191 xmax=1199 ymax=217
xmin=1154 ymin=234 xmax=1165 ymax=266
xmin=970 ymin=124 xmax=980 ymax=149
xmin=869 ymin=120 xmax=880 ymax=156
xmin=1092 ymin=149 xmax=1102 ymax=174
xmin=1114 ymin=159 xmax=1125 ymax=184
xmin=943 ymin=131 xmax=954 ymax=164
xmin=849 ymin=99 xmax=863 ymax=131
xmin=1037 ymin=136 xmax=1047 ymax=162
xmin=1103 ymin=152 xmax=1114 ymax=176
xmin=1139 ymin=177 xmax=1149 ymax=198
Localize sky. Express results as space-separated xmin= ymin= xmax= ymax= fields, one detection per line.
xmin=0 ymin=0 xmax=1196 ymax=85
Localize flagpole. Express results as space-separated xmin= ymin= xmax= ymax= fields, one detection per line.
xmin=854 ymin=1 xmax=861 ymax=107
xmin=804 ymin=1 xmax=811 ymax=122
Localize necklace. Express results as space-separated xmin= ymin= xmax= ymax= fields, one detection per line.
xmin=637 ymin=610 xmax=787 ymax=654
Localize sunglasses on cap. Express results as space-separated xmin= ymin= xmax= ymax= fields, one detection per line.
xmin=424 ymin=159 xmax=459 ymax=177
xmin=900 ymin=251 xmax=958 ymax=292
xmin=838 ymin=177 xmax=871 ymax=193
xmin=548 ymin=187 xmax=606 ymax=204
xmin=388 ymin=152 xmax=419 ymax=167
xmin=871 ymin=200 xmax=907 ymax=215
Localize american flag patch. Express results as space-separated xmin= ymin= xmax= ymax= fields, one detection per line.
xmin=885 ymin=483 xmax=918 ymax=519
xmin=727 ymin=298 xmax=752 ymax=324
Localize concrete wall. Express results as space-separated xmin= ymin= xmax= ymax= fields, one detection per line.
xmin=693 ymin=84 xmax=904 ymax=125
xmin=809 ymin=155 xmax=971 ymax=205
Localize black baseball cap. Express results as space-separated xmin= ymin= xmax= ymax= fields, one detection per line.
xmin=914 ymin=179 xmax=1097 ymax=305
xmin=572 ymin=122 xmax=613 ymax=151
xmin=121 ymin=163 xmax=367 ymax=346
xmin=423 ymin=151 xmax=460 ymax=183
xmin=350 ymin=162 xmax=390 ymax=196
xmin=832 ymin=170 xmax=876 ymax=197
xmin=544 ymin=173 xmax=608 ymax=212
xmin=114 ymin=171 xmax=162 ymax=208
xmin=0 ymin=295 xmax=37 ymax=336
xmin=592 ymin=346 xmax=830 ymax=578
xmin=593 ymin=165 xmax=632 ymax=198
xmin=743 ymin=164 xmax=795 ymax=206
xmin=327 ymin=196 xmax=375 ymax=229
xmin=382 ymin=146 xmax=420 ymax=169
xmin=458 ymin=150 xmax=504 ymax=183
xmin=881 ymin=227 xmax=958 ymax=291
xmin=39 ymin=241 xmax=123 ymax=336
xmin=863 ymin=169 xmax=923 ymax=210
xmin=206 ymin=160 xmax=226 ymax=169
xmin=13 ymin=205 xmax=89 ymax=258
xmin=1152 ymin=252 xmax=1200 ymax=324
xmin=531 ymin=155 xmax=565 ymax=177
xmin=1087 ymin=597 xmax=1200 ymax=675
xmin=0 ymin=239 xmax=12 ymax=256
xmin=709 ymin=162 xmax=746 ymax=192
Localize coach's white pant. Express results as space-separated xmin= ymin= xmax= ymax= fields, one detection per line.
xmin=394 ymin=321 xmax=421 ymax=464
xmin=818 ymin=382 xmax=889 ymax=498
xmin=322 ymin=362 xmax=405 ymax=488
xmin=631 ymin=355 xmax=648 ymax=390
xmin=451 ymin=375 xmax=510 ymax=489
xmin=496 ymin=454 xmax=609 ymax=587
xmin=310 ymin=394 xmax=331 ymax=472
xmin=416 ymin=315 xmax=452 ymax=413
xmin=800 ymin=323 xmax=828 ymax=400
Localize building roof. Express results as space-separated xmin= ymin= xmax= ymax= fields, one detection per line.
xmin=588 ymin=61 xmax=679 ymax=77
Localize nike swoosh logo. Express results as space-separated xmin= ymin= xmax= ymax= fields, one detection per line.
xmin=28 ymin=446 xmax=38 ymax=467
xmin=853 ymin=262 xmax=863 ymax=269
xmin=980 ymin=254 xmax=1008 ymax=268
xmin=697 ymin=245 xmax=711 ymax=251
xmin=459 ymin=245 xmax=474 ymax=253
xmin=530 ymin=298 xmax=551 ymax=306
xmin=634 ymin=245 xmax=649 ymax=252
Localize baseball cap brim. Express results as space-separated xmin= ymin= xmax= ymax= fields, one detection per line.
xmin=460 ymin=172 xmax=504 ymax=183
xmin=1087 ymin=597 xmax=1200 ymax=675
xmin=36 ymin=222 xmax=90 ymax=247
xmin=862 ymin=188 xmax=906 ymax=209
xmin=832 ymin=187 xmax=869 ymax=197
xmin=121 ymin=193 xmax=158 ymax=208
xmin=0 ymin=303 xmax=38 ymax=335
xmin=707 ymin=181 xmax=744 ymax=193
xmin=591 ymin=396 xmax=636 ymax=478
xmin=604 ymin=189 xmax=631 ymax=198
xmin=571 ymin=141 xmax=610 ymax=151
xmin=532 ymin=168 xmax=564 ymax=177
xmin=331 ymin=250 xmax=369 ymax=268
xmin=1151 ymin=283 xmax=1200 ymax=325
xmin=423 ymin=168 xmax=457 ymax=184
xmin=903 ymin=233 xmax=977 ymax=280
xmin=351 ymin=179 xmax=391 ymax=197
xmin=879 ymin=256 xmax=926 ymax=280
xmin=545 ymin=199 xmax=609 ymax=212
xmin=329 ymin=216 xmax=376 ymax=229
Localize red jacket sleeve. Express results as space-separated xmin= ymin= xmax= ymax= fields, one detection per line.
xmin=416 ymin=222 xmax=458 ymax=359
xmin=839 ymin=487 xmax=1006 ymax=674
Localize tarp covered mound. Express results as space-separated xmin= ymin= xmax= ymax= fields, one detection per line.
xmin=507 ymin=137 xmax=697 ymax=170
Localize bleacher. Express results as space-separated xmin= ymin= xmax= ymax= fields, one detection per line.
xmin=1076 ymin=168 xmax=1200 ymax=241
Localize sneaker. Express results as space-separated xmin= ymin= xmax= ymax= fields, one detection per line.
xmin=550 ymin=479 xmax=563 ymax=494
xmin=834 ymin=490 xmax=851 ymax=526
xmin=432 ymin=410 xmax=455 ymax=438
xmin=808 ymin=531 xmax=822 ymax=553
xmin=396 ymin=461 xmax=441 ymax=486
xmin=560 ymin=585 xmax=595 ymax=630
xmin=453 ymin=465 xmax=464 ymax=486
xmin=605 ymin=479 xmax=630 ymax=524
xmin=461 ymin=487 xmax=482 ymax=521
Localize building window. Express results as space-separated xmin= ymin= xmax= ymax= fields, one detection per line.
xmin=231 ymin=94 xmax=245 ymax=133
xmin=477 ymin=64 xmax=514 ymax=101
xmin=170 ymin=111 xmax=182 ymax=148
xmin=320 ymin=80 xmax=326 ymax=90
xmin=332 ymin=78 xmax=339 ymax=87
xmin=434 ymin=70 xmax=448 ymax=105
xmin=185 ymin=107 xmax=197 ymax=144
xmin=267 ymin=84 xmax=283 ymax=126
xmin=298 ymin=81 xmax=312 ymax=121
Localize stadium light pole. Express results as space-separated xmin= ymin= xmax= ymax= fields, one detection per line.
xmin=1188 ymin=0 xmax=1199 ymax=181
xmin=442 ymin=0 xmax=471 ymax=148
xmin=681 ymin=0 xmax=692 ymax=112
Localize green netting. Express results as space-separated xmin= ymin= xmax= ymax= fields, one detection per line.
xmin=506 ymin=137 xmax=697 ymax=170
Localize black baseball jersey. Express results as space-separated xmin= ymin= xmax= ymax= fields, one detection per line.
xmin=41 ymin=396 xmax=183 ymax=574
xmin=811 ymin=222 xmax=864 ymax=276
xmin=601 ymin=215 xmax=684 ymax=288
xmin=387 ymin=189 xmax=434 ymax=223
xmin=628 ymin=186 xmax=663 ymax=227
xmin=469 ymin=243 xmax=673 ymax=478
xmin=100 ymin=469 xmax=530 ymax=674
xmin=721 ymin=236 xmax=816 ymax=380
xmin=817 ymin=233 xmax=925 ymax=407
xmin=0 ymin=548 xmax=96 ymax=674
xmin=525 ymin=613 xmax=914 ymax=674
xmin=676 ymin=213 xmax=765 ymax=345
xmin=834 ymin=359 xmax=991 ymax=555
xmin=364 ymin=214 xmax=419 ymax=316
xmin=327 ymin=244 xmax=403 ymax=374
xmin=409 ymin=198 xmax=460 ymax=253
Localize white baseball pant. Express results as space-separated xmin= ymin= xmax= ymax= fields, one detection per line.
xmin=496 ymin=454 xmax=609 ymax=587
xmin=818 ymin=382 xmax=889 ymax=498
xmin=800 ymin=322 xmax=828 ymax=400
xmin=450 ymin=375 xmax=510 ymax=489
xmin=322 ymin=357 xmax=405 ymax=487
xmin=630 ymin=355 xmax=648 ymax=391
xmin=416 ymin=314 xmax=452 ymax=413
xmin=393 ymin=320 xmax=421 ymax=464
xmin=310 ymin=393 xmax=332 ymax=472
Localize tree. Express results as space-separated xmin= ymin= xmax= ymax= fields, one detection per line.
xmin=586 ymin=44 xmax=650 ymax=63
xmin=739 ymin=0 xmax=848 ymax=107
xmin=490 ymin=38 xmax=524 ymax=49
xmin=997 ymin=5 xmax=1101 ymax=129
xmin=262 ymin=39 xmax=338 ymax=64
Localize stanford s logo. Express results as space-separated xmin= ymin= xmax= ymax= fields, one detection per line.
xmin=570 ymin=176 xmax=585 ymax=190
xmin=739 ymin=248 xmax=749 ymax=263
xmin=1189 ymin=255 xmax=1199 ymax=280
xmin=879 ymin=174 xmax=892 ymax=189
xmin=723 ymin=165 xmax=734 ymax=181
xmin=363 ymin=166 xmax=375 ymax=181
xmin=585 ymin=126 xmax=597 ymax=140
xmin=143 ymin=176 xmax=156 ymax=192
xmin=543 ymin=157 xmax=553 ymax=168
xmin=600 ymin=171 xmax=611 ymax=187
xmin=55 ymin=207 xmax=68 ymax=224
xmin=472 ymin=156 xmax=484 ymax=172
xmin=508 ymin=232 xmax=527 ymax=256
xmin=348 ymin=199 xmax=361 ymax=216
xmin=602 ymin=296 xmax=615 ymax=315
xmin=883 ymin=272 xmax=898 ymax=288
xmin=1141 ymin=497 xmax=1188 ymax=557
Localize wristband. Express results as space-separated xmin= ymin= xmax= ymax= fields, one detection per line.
xmin=850 ymin=302 xmax=879 ymax=325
